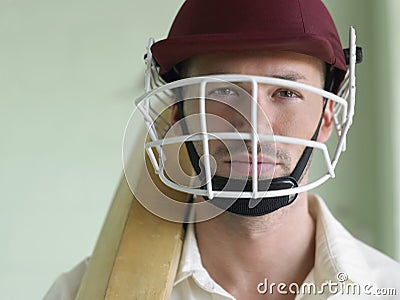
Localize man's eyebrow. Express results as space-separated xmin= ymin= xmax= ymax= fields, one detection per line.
xmin=202 ymin=71 xmax=308 ymax=81
xmin=189 ymin=70 xmax=308 ymax=82
xmin=271 ymin=72 xmax=307 ymax=81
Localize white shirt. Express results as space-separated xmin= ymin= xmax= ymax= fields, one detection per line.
xmin=44 ymin=195 xmax=400 ymax=299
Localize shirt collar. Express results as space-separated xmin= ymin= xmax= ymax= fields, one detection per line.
xmin=309 ymin=195 xmax=378 ymax=296
xmin=174 ymin=222 xmax=202 ymax=285
xmin=174 ymin=223 xmax=234 ymax=297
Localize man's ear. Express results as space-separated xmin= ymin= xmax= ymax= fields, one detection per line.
xmin=169 ymin=103 xmax=185 ymax=136
xmin=171 ymin=103 xmax=180 ymax=125
xmin=317 ymin=99 xmax=334 ymax=142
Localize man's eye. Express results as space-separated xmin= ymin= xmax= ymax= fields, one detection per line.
xmin=273 ymin=89 xmax=301 ymax=100
xmin=209 ymin=87 xmax=239 ymax=97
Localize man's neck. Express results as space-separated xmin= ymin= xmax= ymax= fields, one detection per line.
xmin=195 ymin=193 xmax=315 ymax=300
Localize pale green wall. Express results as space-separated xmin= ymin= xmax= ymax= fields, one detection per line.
xmin=388 ymin=0 xmax=400 ymax=260
xmin=317 ymin=0 xmax=399 ymax=258
xmin=0 ymin=1 xmax=397 ymax=299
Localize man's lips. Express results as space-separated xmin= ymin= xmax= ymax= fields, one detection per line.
xmin=224 ymin=154 xmax=276 ymax=176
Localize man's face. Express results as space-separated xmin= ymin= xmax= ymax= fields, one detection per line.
xmin=172 ymin=51 xmax=333 ymax=182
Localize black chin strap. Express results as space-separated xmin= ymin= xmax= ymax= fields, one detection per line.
xmin=176 ymin=99 xmax=328 ymax=216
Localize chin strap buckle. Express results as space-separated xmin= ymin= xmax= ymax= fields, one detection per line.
xmin=269 ymin=176 xmax=298 ymax=203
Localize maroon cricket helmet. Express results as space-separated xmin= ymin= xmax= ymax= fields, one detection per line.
xmin=151 ymin=0 xmax=347 ymax=89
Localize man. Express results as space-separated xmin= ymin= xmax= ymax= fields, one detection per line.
xmin=45 ymin=0 xmax=400 ymax=299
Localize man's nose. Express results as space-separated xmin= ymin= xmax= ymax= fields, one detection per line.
xmin=256 ymin=92 xmax=275 ymax=135
xmin=232 ymin=86 xmax=274 ymax=135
